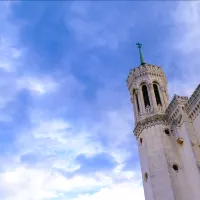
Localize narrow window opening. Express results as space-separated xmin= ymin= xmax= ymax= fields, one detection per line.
xmin=144 ymin=173 xmax=148 ymax=182
xmin=173 ymin=164 xmax=179 ymax=171
xmin=136 ymin=94 xmax=140 ymax=112
xmin=165 ymin=129 xmax=170 ymax=136
xmin=153 ymin=84 xmax=162 ymax=105
xmin=142 ymin=85 xmax=150 ymax=108
xmin=139 ymin=138 xmax=143 ymax=145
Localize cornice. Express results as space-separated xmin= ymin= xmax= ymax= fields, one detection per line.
xmin=134 ymin=114 xmax=167 ymax=138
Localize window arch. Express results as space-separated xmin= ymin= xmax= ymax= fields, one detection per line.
xmin=153 ymin=84 xmax=162 ymax=105
xmin=142 ymin=85 xmax=150 ymax=108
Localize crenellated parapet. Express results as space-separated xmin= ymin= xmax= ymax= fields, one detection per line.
xmin=126 ymin=63 xmax=167 ymax=92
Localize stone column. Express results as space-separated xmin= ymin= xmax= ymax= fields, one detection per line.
xmin=148 ymin=83 xmax=157 ymax=112
xmin=137 ymin=88 xmax=145 ymax=115
xmin=132 ymin=95 xmax=138 ymax=124
xmin=160 ymin=86 xmax=169 ymax=109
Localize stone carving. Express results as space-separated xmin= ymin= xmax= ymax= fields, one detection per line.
xmin=145 ymin=105 xmax=151 ymax=113
xmin=134 ymin=114 xmax=167 ymax=137
xmin=157 ymin=104 xmax=163 ymax=112
xmin=148 ymin=83 xmax=154 ymax=90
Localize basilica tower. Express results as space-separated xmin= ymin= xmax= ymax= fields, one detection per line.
xmin=126 ymin=44 xmax=200 ymax=200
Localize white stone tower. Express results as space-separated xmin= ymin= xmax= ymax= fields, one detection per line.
xmin=126 ymin=43 xmax=200 ymax=200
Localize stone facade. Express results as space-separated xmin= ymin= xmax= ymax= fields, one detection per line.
xmin=127 ymin=63 xmax=200 ymax=200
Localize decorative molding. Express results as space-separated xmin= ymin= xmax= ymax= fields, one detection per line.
xmin=133 ymin=87 xmax=200 ymax=137
xmin=145 ymin=105 xmax=151 ymax=113
xmin=126 ymin=63 xmax=167 ymax=91
xmin=135 ymin=88 xmax=139 ymax=94
xmin=134 ymin=114 xmax=167 ymax=137
xmin=134 ymin=93 xmax=190 ymax=138
xmin=157 ymin=104 xmax=163 ymax=112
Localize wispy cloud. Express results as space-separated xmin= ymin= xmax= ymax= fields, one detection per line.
xmin=67 ymin=1 xmax=135 ymax=50
xmin=164 ymin=1 xmax=200 ymax=98
xmin=16 ymin=76 xmax=58 ymax=96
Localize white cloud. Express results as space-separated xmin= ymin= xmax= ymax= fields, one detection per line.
xmin=16 ymin=76 xmax=58 ymax=96
xmin=73 ymin=181 xmax=144 ymax=200
xmin=165 ymin=1 xmax=200 ymax=99
xmin=14 ymin=116 xmax=104 ymax=174
xmin=30 ymin=119 xmax=103 ymax=156
xmin=0 ymin=163 xmax=143 ymax=200
xmin=0 ymin=1 xmax=60 ymax=124
xmin=0 ymin=166 xmax=116 ymax=200
xmin=7 ymin=93 xmax=142 ymax=199
xmin=172 ymin=2 xmax=200 ymax=54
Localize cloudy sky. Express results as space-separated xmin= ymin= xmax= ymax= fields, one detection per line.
xmin=0 ymin=1 xmax=199 ymax=200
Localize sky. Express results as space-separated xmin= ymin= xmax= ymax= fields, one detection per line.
xmin=0 ymin=1 xmax=200 ymax=200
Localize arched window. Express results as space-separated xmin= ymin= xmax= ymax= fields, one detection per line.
xmin=136 ymin=94 xmax=140 ymax=112
xmin=142 ymin=85 xmax=150 ymax=108
xmin=153 ymin=84 xmax=162 ymax=105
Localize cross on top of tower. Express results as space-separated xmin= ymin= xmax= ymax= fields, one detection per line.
xmin=136 ymin=42 xmax=145 ymax=65
xmin=136 ymin=42 xmax=142 ymax=48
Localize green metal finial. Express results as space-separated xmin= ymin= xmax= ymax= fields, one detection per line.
xmin=136 ymin=42 xmax=145 ymax=65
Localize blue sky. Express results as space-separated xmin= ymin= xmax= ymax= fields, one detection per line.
xmin=0 ymin=1 xmax=199 ymax=200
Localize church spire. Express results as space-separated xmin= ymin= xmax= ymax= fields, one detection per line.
xmin=136 ymin=43 xmax=145 ymax=65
